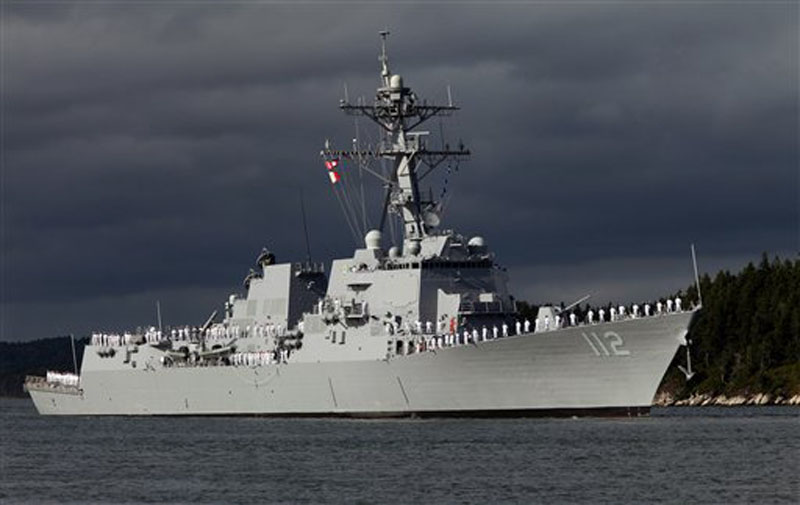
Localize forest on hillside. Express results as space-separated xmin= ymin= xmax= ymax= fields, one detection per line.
xmin=0 ymin=337 xmax=87 ymax=397
xmin=2 ymin=255 xmax=798 ymax=400
xmin=659 ymin=255 xmax=800 ymax=400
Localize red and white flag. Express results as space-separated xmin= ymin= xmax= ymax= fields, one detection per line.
xmin=325 ymin=159 xmax=341 ymax=184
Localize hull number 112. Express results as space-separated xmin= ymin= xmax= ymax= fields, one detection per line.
xmin=581 ymin=331 xmax=631 ymax=357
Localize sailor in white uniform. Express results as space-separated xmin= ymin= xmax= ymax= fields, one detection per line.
xmin=675 ymin=297 xmax=682 ymax=311
xmin=524 ymin=319 xmax=531 ymax=333
xmin=587 ymin=309 xmax=594 ymax=324
xmin=569 ymin=313 xmax=577 ymax=326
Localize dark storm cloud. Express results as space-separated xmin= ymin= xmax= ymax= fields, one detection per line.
xmin=2 ymin=3 xmax=797 ymax=340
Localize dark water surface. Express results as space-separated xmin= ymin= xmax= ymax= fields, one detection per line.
xmin=1 ymin=399 xmax=797 ymax=504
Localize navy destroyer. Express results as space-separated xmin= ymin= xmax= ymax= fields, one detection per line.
xmin=26 ymin=34 xmax=697 ymax=416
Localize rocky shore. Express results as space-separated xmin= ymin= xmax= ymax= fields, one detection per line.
xmin=653 ymin=392 xmax=800 ymax=407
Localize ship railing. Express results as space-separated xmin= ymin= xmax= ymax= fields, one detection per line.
xmin=458 ymin=301 xmax=504 ymax=315
xmin=23 ymin=375 xmax=82 ymax=395
xmin=294 ymin=261 xmax=325 ymax=275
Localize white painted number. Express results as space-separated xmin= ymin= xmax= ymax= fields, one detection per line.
xmin=582 ymin=331 xmax=630 ymax=357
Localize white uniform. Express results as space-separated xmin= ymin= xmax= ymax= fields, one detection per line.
xmin=515 ymin=321 xmax=522 ymax=335
xmin=666 ymin=299 xmax=674 ymax=313
xmin=587 ymin=310 xmax=594 ymax=324
xmin=502 ymin=323 xmax=509 ymax=337
xmin=524 ymin=319 xmax=531 ymax=333
xmin=656 ymin=301 xmax=663 ymax=314
xmin=632 ymin=304 xmax=639 ymax=318
xmin=492 ymin=326 xmax=499 ymax=339
xmin=598 ymin=309 xmax=605 ymax=322
xmin=644 ymin=303 xmax=651 ymax=317
xmin=569 ymin=313 xmax=577 ymax=326
xmin=675 ymin=297 xmax=682 ymax=311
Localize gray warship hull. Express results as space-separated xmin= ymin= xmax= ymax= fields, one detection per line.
xmin=28 ymin=311 xmax=692 ymax=416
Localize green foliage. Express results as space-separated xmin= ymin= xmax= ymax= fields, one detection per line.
xmin=662 ymin=254 xmax=800 ymax=399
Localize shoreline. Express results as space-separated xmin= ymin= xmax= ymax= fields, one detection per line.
xmin=653 ymin=392 xmax=800 ymax=407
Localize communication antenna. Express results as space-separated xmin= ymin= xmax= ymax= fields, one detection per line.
xmin=300 ymin=189 xmax=312 ymax=262
xmin=156 ymin=300 xmax=163 ymax=335
xmin=691 ymin=243 xmax=702 ymax=307
xmin=69 ymin=334 xmax=78 ymax=376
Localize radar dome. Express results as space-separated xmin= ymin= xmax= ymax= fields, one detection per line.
xmin=364 ymin=230 xmax=382 ymax=250
xmin=390 ymin=74 xmax=403 ymax=89
xmin=404 ymin=239 xmax=421 ymax=256
xmin=388 ymin=246 xmax=401 ymax=258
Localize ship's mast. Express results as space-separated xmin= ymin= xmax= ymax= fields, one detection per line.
xmin=324 ymin=32 xmax=469 ymax=245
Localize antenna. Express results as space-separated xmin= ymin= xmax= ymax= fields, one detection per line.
xmin=156 ymin=300 xmax=163 ymax=335
xmin=379 ymin=29 xmax=391 ymax=83
xmin=691 ymin=244 xmax=702 ymax=307
xmin=300 ymin=189 xmax=312 ymax=262
xmin=69 ymin=334 xmax=78 ymax=376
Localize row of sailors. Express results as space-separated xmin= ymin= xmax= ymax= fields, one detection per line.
xmin=46 ymin=371 xmax=80 ymax=387
xmin=91 ymin=332 xmax=135 ymax=347
xmin=229 ymin=349 xmax=290 ymax=366
xmin=208 ymin=323 xmax=285 ymax=340
xmin=92 ymin=322 xmax=289 ymax=348
xmin=585 ymin=297 xmax=683 ymax=325
xmin=386 ymin=297 xmax=686 ymax=340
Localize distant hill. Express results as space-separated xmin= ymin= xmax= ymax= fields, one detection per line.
xmin=0 ymin=337 xmax=86 ymax=397
xmin=3 ymin=255 xmax=798 ymax=403
xmin=657 ymin=255 xmax=800 ymax=404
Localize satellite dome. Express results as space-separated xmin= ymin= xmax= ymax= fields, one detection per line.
xmin=388 ymin=246 xmax=401 ymax=258
xmin=468 ymin=236 xmax=486 ymax=248
xmin=390 ymin=74 xmax=403 ymax=89
xmin=365 ymin=229 xmax=382 ymax=250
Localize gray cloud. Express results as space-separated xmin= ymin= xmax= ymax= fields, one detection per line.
xmin=2 ymin=2 xmax=797 ymax=340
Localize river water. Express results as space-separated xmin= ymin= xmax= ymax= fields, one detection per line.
xmin=0 ymin=399 xmax=797 ymax=504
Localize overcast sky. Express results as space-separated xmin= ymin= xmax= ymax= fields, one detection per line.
xmin=2 ymin=2 xmax=797 ymax=341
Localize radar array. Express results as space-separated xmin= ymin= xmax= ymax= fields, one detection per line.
xmin=322 ymin=31 xmax=470 ymax=246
